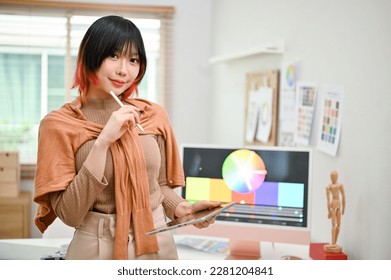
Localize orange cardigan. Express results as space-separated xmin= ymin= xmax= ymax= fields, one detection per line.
xmin=34 ymin=97 xmax=184 ymax=259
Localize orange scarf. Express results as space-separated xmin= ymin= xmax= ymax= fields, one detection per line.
xmin=34 ymin=97 xmax=184 ymax=259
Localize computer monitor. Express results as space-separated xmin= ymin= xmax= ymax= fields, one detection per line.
xmin=177 ymin=144 xmax=313 ymax=259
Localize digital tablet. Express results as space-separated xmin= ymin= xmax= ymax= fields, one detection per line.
xmin=145 ymin=202 xmax=235 ymax=235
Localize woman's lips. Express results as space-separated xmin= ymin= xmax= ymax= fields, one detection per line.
xmin=110 ymin=79 xmax=126 ymax=88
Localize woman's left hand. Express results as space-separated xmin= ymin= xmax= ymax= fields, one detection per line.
xmin=174 ymin=200 xmax=223 ymax=229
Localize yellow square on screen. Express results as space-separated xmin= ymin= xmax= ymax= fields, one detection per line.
xmin=210 ymin=178 xmax=232 ymax=202
xmin=185 ymin=177 xmax=211 ymax=201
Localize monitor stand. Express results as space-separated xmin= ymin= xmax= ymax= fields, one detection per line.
xmin=225 ymin=240 xmax=261 ymax=260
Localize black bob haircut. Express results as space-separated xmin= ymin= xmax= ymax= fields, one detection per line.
xmin=74 ymin=15 xmax=147 ymax=101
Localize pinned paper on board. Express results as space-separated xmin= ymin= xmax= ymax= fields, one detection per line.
xmin=317 ymin=85 xmax=344 ymax=156
xmin=244 ymin=70 xmax=279 ymax=146
xmin=245 ymin=89 xmax=261 ymax=143
xmin=294 ymin=81 xmax=318 ymax=146
xmin=278 ymin=60 xmax=301 ymax=146
xmin=255 ymin=87 xmax=273 ymax=143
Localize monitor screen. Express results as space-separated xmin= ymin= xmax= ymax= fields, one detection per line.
xmin=178 ymin=144 xmax=313 ymax=259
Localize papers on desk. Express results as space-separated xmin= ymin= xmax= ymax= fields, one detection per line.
xmin=176 ymin=236 xmax=229 ymax=255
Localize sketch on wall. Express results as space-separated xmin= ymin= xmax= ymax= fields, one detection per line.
xmin=244 ymin=70 xmax=279 ymax=146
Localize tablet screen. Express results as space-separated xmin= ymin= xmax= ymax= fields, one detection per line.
xmin=145 ymin=202 xmax=234 ymax=235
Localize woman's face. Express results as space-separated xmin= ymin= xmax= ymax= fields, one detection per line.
xmin=90 ymin=48 xmax=141 ymax=98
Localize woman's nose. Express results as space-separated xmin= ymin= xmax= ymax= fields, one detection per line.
xmin=116 ymin=60 xmax=127 ymax=76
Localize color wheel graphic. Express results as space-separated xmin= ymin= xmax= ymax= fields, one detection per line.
xmin=286 ymin=64 xmax=295 ymax=87
xmin=222 ymin=149 xmax=267 ymax=194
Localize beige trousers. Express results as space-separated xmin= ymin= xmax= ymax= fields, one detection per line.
xmin=66 ymin=204 xmax=178 ymax=260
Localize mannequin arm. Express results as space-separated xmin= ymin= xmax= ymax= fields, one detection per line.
xmin=341 ymin=184 xmax=346 ymax=215
xmin=326 ymin=186 xmax=331 ymax=218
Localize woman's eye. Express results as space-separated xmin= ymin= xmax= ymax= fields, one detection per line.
xmin=130 ymin=58 xmax=140 ymax=64
xmin=110 ymin=53 xmax=119 ymax=59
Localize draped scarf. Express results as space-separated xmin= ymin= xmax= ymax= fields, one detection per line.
xmin=34 ymin=97 xmax=184 ymax=259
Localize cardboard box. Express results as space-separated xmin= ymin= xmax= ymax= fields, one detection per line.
xmin=0 ymin=152 xmax=20 ymax=197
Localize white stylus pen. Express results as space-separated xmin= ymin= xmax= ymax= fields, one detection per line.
xmin=109 ymin=90 xmax=145 ymax=133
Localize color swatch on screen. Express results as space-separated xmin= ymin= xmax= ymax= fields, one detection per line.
xmin=185 ymin=177 xmax=304 ymax=208
xmin=255 ymin=182 xmax=304 ymax=208
xmin=222 ymin=149 xmax=267 ymax=194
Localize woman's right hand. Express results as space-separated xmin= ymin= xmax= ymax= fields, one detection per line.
xmin=97 ymin=105 xmax=141 ymax=146
xmin=84 ymin=105 xmax=141 ymax=180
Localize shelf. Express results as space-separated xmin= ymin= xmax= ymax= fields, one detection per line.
xmin=209 ymin=40 xmax=284 ymax=64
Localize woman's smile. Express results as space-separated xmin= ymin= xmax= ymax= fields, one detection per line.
xmin=110 ymin=79 xmax=127 ymax=88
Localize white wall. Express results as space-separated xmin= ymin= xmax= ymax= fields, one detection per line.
xmin=209 ymin=0 xmax=391 ymax=259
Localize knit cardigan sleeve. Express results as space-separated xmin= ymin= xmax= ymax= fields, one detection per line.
xmin=156 ymin=135 xmax=186 ymax=220
xmin=34 ymin=104 xmax=102 ymax=233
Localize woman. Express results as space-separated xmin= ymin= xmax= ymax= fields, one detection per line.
xmin=33 ymin=15 xmax=220 ymax=260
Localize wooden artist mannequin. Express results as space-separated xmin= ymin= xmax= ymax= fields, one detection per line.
xmin=324 ymin=171 xmax=346 ymax=253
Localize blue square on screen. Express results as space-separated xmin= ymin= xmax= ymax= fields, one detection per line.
xmin=278 ymin=183 xmax=304 ymax=208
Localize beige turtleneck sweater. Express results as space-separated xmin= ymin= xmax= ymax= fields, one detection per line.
xmin=49 ymin=98 xmax=185 ymax=229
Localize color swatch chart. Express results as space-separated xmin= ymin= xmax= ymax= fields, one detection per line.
xmin=295 ymin=82 xmax=317 ymax=146
xmin=321 ymin=99 xmax=339 ymax=144
xmin=317 ymin=84 xmax=344 ymax=156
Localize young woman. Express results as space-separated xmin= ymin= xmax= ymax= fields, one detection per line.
xmin=33 ymin=15 xmax=220 ymax=260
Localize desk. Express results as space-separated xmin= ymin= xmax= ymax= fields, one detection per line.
xmin=175 ymin=235 xmax=311 ymax=260
xmin=0 ymin=235 xmax=310 ymax=260
xmin=0 ymin=237 xmax=71 ymax=260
